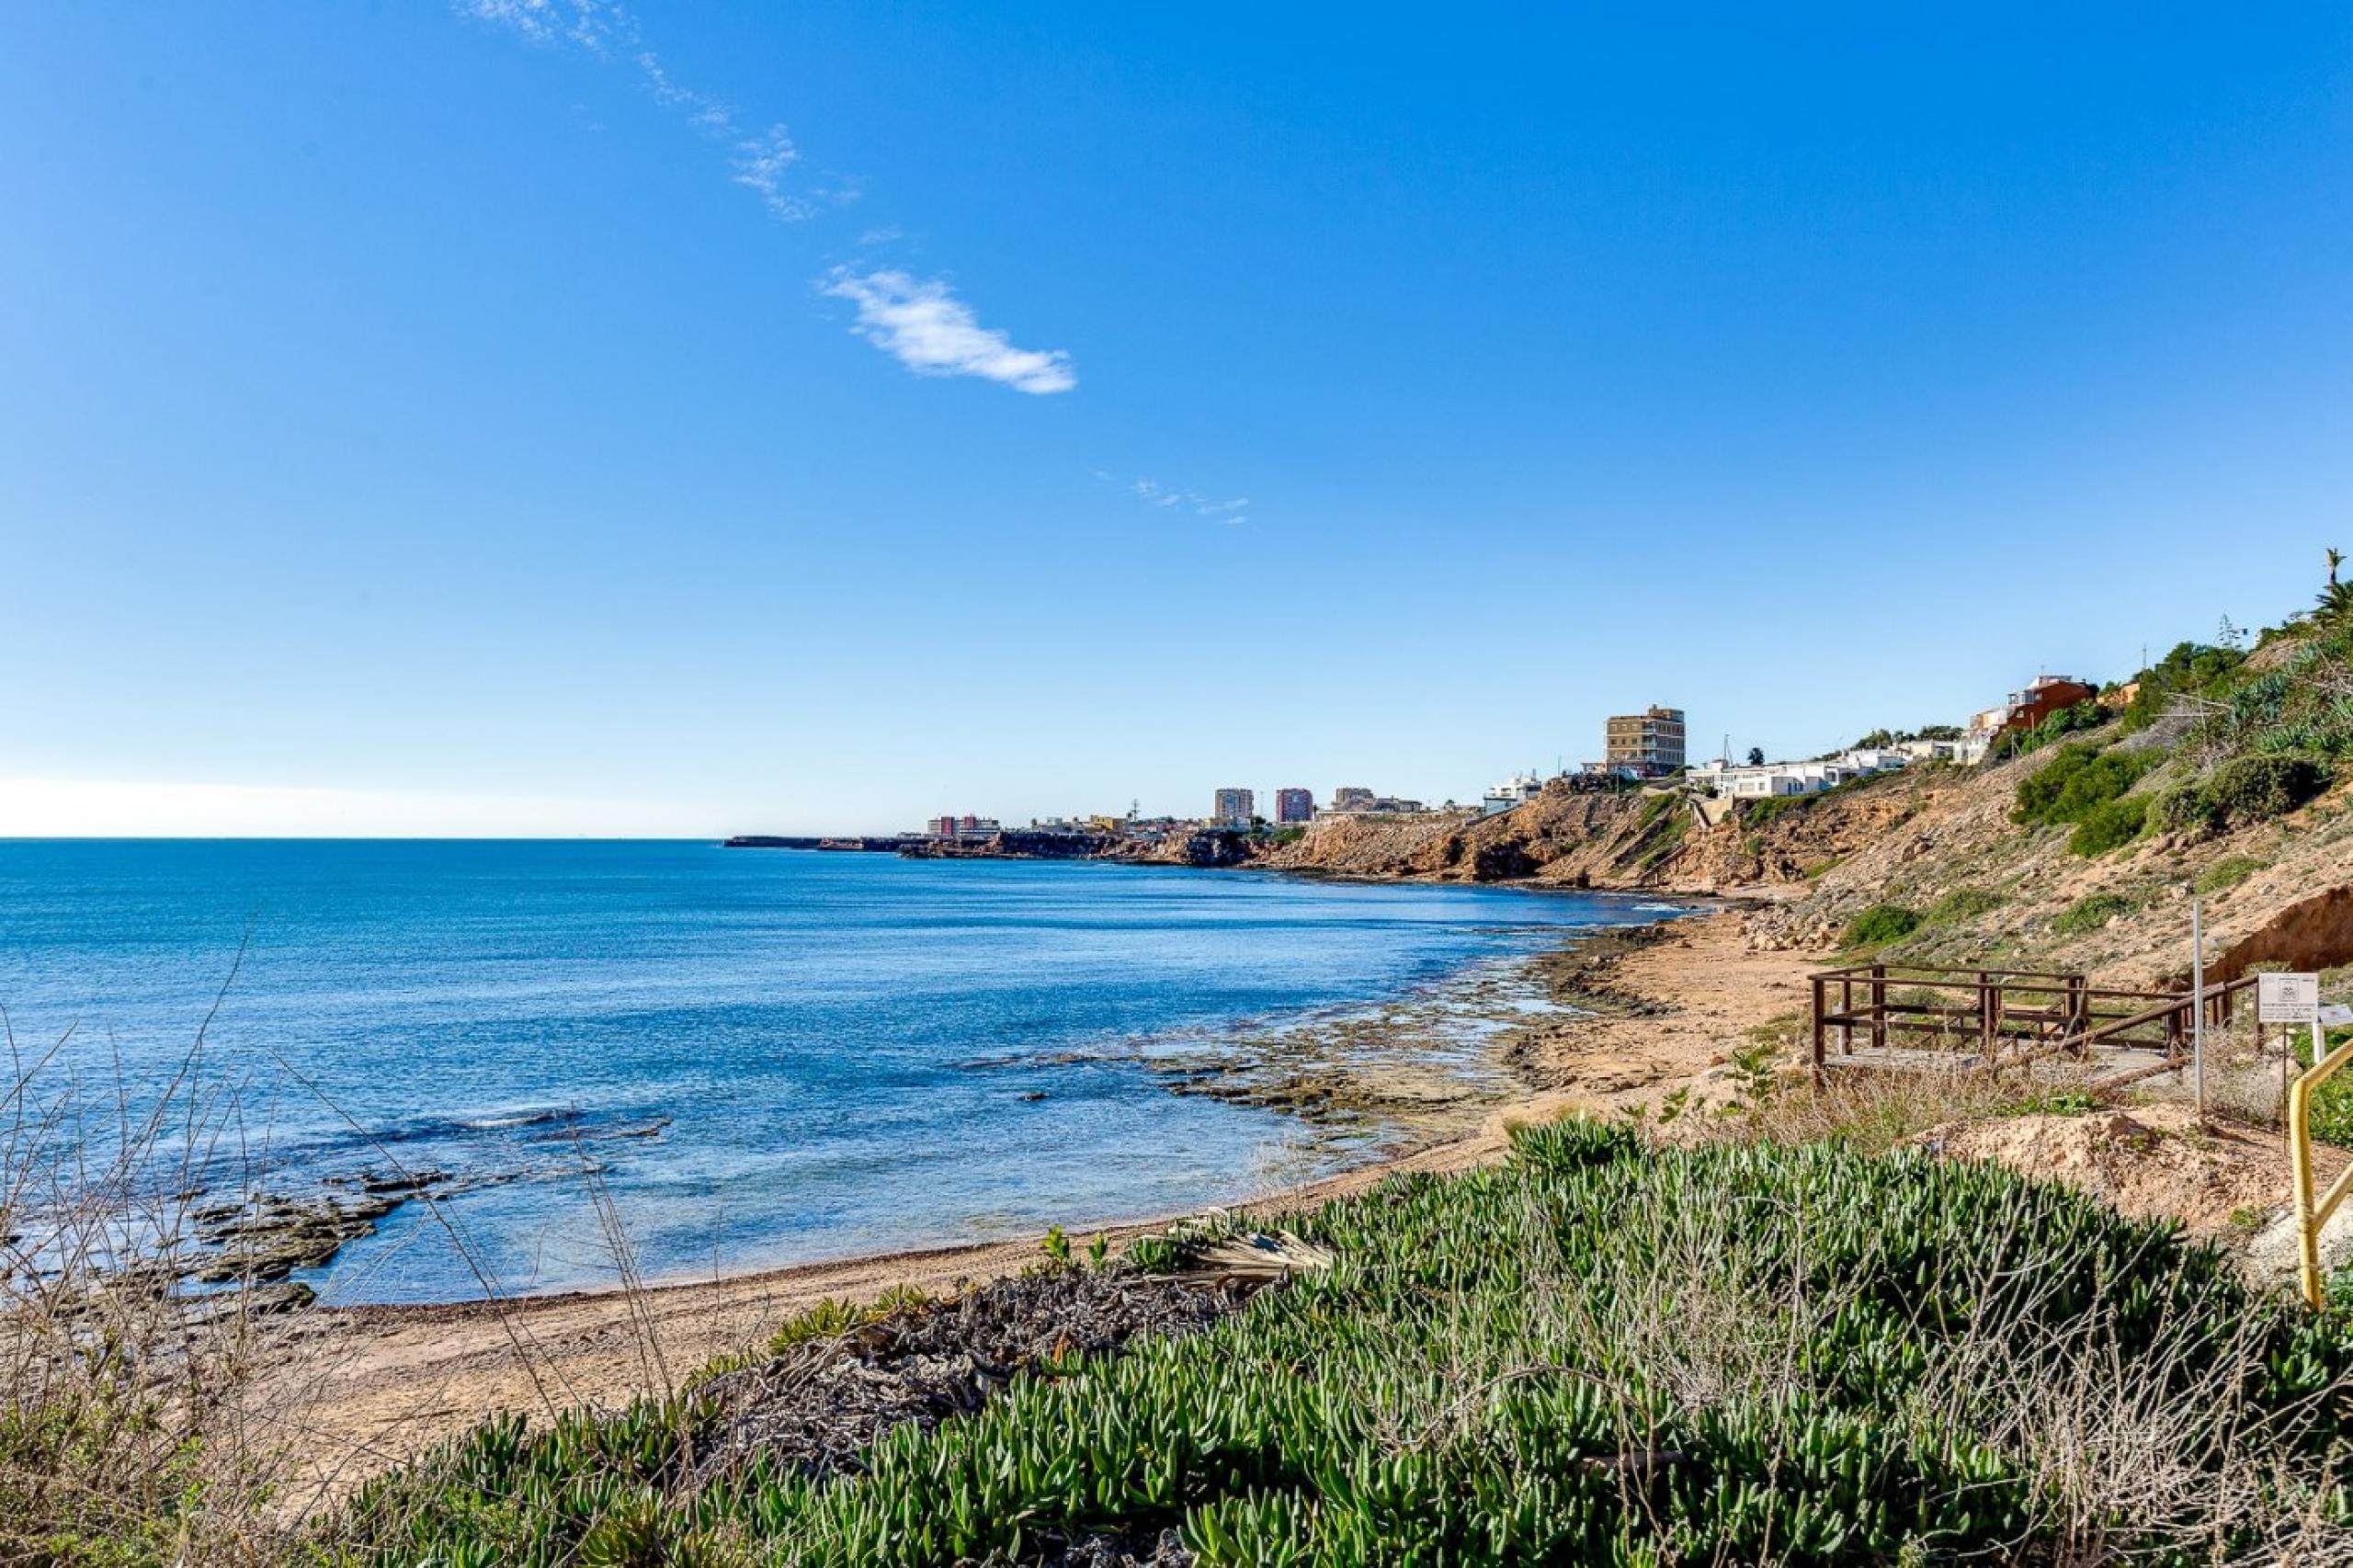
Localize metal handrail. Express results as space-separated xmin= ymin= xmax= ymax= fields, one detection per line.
xmin=2290 ymin=1033 xmax=2353 ymax=1311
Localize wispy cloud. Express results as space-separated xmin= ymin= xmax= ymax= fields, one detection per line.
xmin=460 ymin=0 xmax=840 ymax=222
xmin=1120 ymin=475 xmax=1251 ymax=525
xmin=820 ymin=269 xmax=1076 ymax=394
xmin=636 ymin=50 xmax=733 ymax=131
xmin=463 ymin=4 xmax=1069 ymax=398
xmin=732 ymin=126 xmax=813 ymax=220
xmin=462 ymin=0 xmax=629 ymax=51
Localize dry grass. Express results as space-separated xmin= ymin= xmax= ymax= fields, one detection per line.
xmin=1536 ymin=1162 xmax=2352 ymax=1563
xmin=0 ymin=976 xmax=705 ymax=1565
xmin=1 ymin=1003 xmax=302 ymax=1564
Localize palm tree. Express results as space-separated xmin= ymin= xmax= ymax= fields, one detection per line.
xmin=2319 ymin=548 xmax=2353 ymax=623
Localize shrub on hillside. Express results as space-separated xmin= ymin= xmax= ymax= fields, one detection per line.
xmin=2012 ymin=744 xmax=2154 ymax=828
xmin=2193 ymin=855 xmax=2266 ymax=895
xmin=2210 ymin=754 xmax=2327 ymax=824
xmin=2120 ymin=640 xmax=2246 ymax=733
xmin=2052 ymin=891 xmax=2136 ymax=937
xmin=1924 ymin=886 xmax=2005 ymax=926
xmin=2153 ymin=780 xmax=2225 ymax=839
xmin=2067 ymin=793 xmax=2151 ymax=856
xmin=2013 ymin=744 xmax=2098 ymax=822
xmin=1841 ymin=903 xmax=1921 ymax=949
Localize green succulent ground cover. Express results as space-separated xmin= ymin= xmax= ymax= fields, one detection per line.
xmin=322 ymin=1122 xmax=2353 ymax=1566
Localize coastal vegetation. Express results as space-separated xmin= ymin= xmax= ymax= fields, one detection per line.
xmin=2052 ymin=891 xmax=2141 ymax=937
xmin=2194 ymin=855 xmax=2268 ymax=896
xmin=1837 ymin=903 xmax=1921 ymax=951
xmin=1921 ymin=886 xmax=2005 ymax=927
xmin=313 ymin=1119 xmax=2351 ymax=1565
xmin=2009 ymin=743 xmax=2154 ymax=837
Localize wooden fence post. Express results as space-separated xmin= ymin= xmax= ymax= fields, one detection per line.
xmin=1812 ymin=975 xmax=1826 ymax=1081
xmin=1870 ymin=964 xmax=1887 ymax=1052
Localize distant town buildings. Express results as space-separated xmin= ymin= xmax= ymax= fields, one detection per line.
xmin=1481 ymin=774 xmax=1545 ymax=816
xmin=930 ymin=813 xmax=1003 ymax=839
xmin=1323 ymin=789 xmax=1427 ymax=816
xmin=1212 ymin=787 xmax=1256 ymax=826
xmin=1274 ymin=788 xmax=1315 ymax=824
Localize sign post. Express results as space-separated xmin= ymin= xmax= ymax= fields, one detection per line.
xmin=2261 ymin=971 xmax=2321 ymax=1028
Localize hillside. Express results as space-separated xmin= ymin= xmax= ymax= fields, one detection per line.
xmin=1267 ymin=607 xmax=2353 ymax=990
xmin=1258 ymin=764 xmax=1970 ymax=896
xmin=1742 ymin=617 xmax=2353 ymax=984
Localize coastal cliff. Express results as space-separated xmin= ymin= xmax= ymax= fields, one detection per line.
xmin=1256 ymin=768 xmax=1952 ymax=894
xmin=897 ymin=827 xmax=1256 ymax=868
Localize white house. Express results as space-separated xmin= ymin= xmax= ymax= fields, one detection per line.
xmin=1480 ymin=773 xmax=1545 ymax=816
xmin=1688 ymin=748 xmax=1912 ymax=801
xmin=1897 ymin=735 xmax=1993 ymax=766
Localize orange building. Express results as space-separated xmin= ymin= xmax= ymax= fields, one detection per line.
xmin=1972 ymin=675 xmax=2098 ymax=737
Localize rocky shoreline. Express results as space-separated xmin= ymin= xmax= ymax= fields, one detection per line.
xmin=28 ymin=914 xmax=1665 ymax=1329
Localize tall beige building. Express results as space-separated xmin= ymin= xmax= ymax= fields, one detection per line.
xmin=1603 ymin=706 xmax=1687 ymax=776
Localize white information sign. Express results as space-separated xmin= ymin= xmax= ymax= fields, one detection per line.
xmin=2259 ymin=971 xmax=2320 ymax=1025
xmin=2321 ymin=1003 xmax=2353 ymax=1028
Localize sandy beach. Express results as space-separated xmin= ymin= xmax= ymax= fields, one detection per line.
xmin=259 ymin=911 xmax=1814 ymax=1510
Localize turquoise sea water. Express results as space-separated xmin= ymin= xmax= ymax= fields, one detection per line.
xmin=0 ymin=841 xmax=1672 ymax=1303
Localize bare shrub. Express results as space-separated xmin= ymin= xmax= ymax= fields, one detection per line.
xmin=0 ymin=1013 xmax=309 ymax=1564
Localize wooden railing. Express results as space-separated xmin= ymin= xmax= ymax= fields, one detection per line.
xmin=1810 ymin=962 xmax=2256 ymax=1083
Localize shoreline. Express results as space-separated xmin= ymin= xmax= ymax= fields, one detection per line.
xmin=305 ymin=874 xmax=1702 ymax=1312
xmin=329 ymin=883 xmax=1707 ymax=1312
xmin=266 ymin=911 xmax=1815 ymax=1506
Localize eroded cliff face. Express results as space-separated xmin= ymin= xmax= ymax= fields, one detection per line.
xmin=1256 ymin=791 xmax=1640 ymax=884
xmin=1253 ymin=770 xmax=1961 ymax=896
xmin=1105 ymin=828 xmax=1256 ymax=869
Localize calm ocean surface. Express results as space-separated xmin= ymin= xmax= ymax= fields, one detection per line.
xmin=0 ymin=841 xmax=1672 ymax=1303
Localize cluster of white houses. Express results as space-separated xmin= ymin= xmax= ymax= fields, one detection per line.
xmin=1686 ymin=745 xmax=1922 ymax=800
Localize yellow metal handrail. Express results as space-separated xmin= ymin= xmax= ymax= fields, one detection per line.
xmin=2288 ymin=1031 xmax=2353 ymax=1310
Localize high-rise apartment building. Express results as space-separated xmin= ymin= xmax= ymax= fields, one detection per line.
xmin=1274 ymin=788 xmax=1314 ymax=824
xmin=1212 ymin=788 xmax=1256 ymax=824
xmin=1603 ymin=706 xmax=1687 ymax=776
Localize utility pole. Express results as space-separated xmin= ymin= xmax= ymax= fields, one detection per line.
xmin=2190 ymin=893 xmax=2207 ymax=1119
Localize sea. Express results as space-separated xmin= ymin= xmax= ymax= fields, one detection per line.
xmin=0 ymin=840 xmax=1677 ymax=1304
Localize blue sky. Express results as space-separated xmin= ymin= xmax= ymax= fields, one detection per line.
xmin=4 ymin=3 xmax=2350 ymax=835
